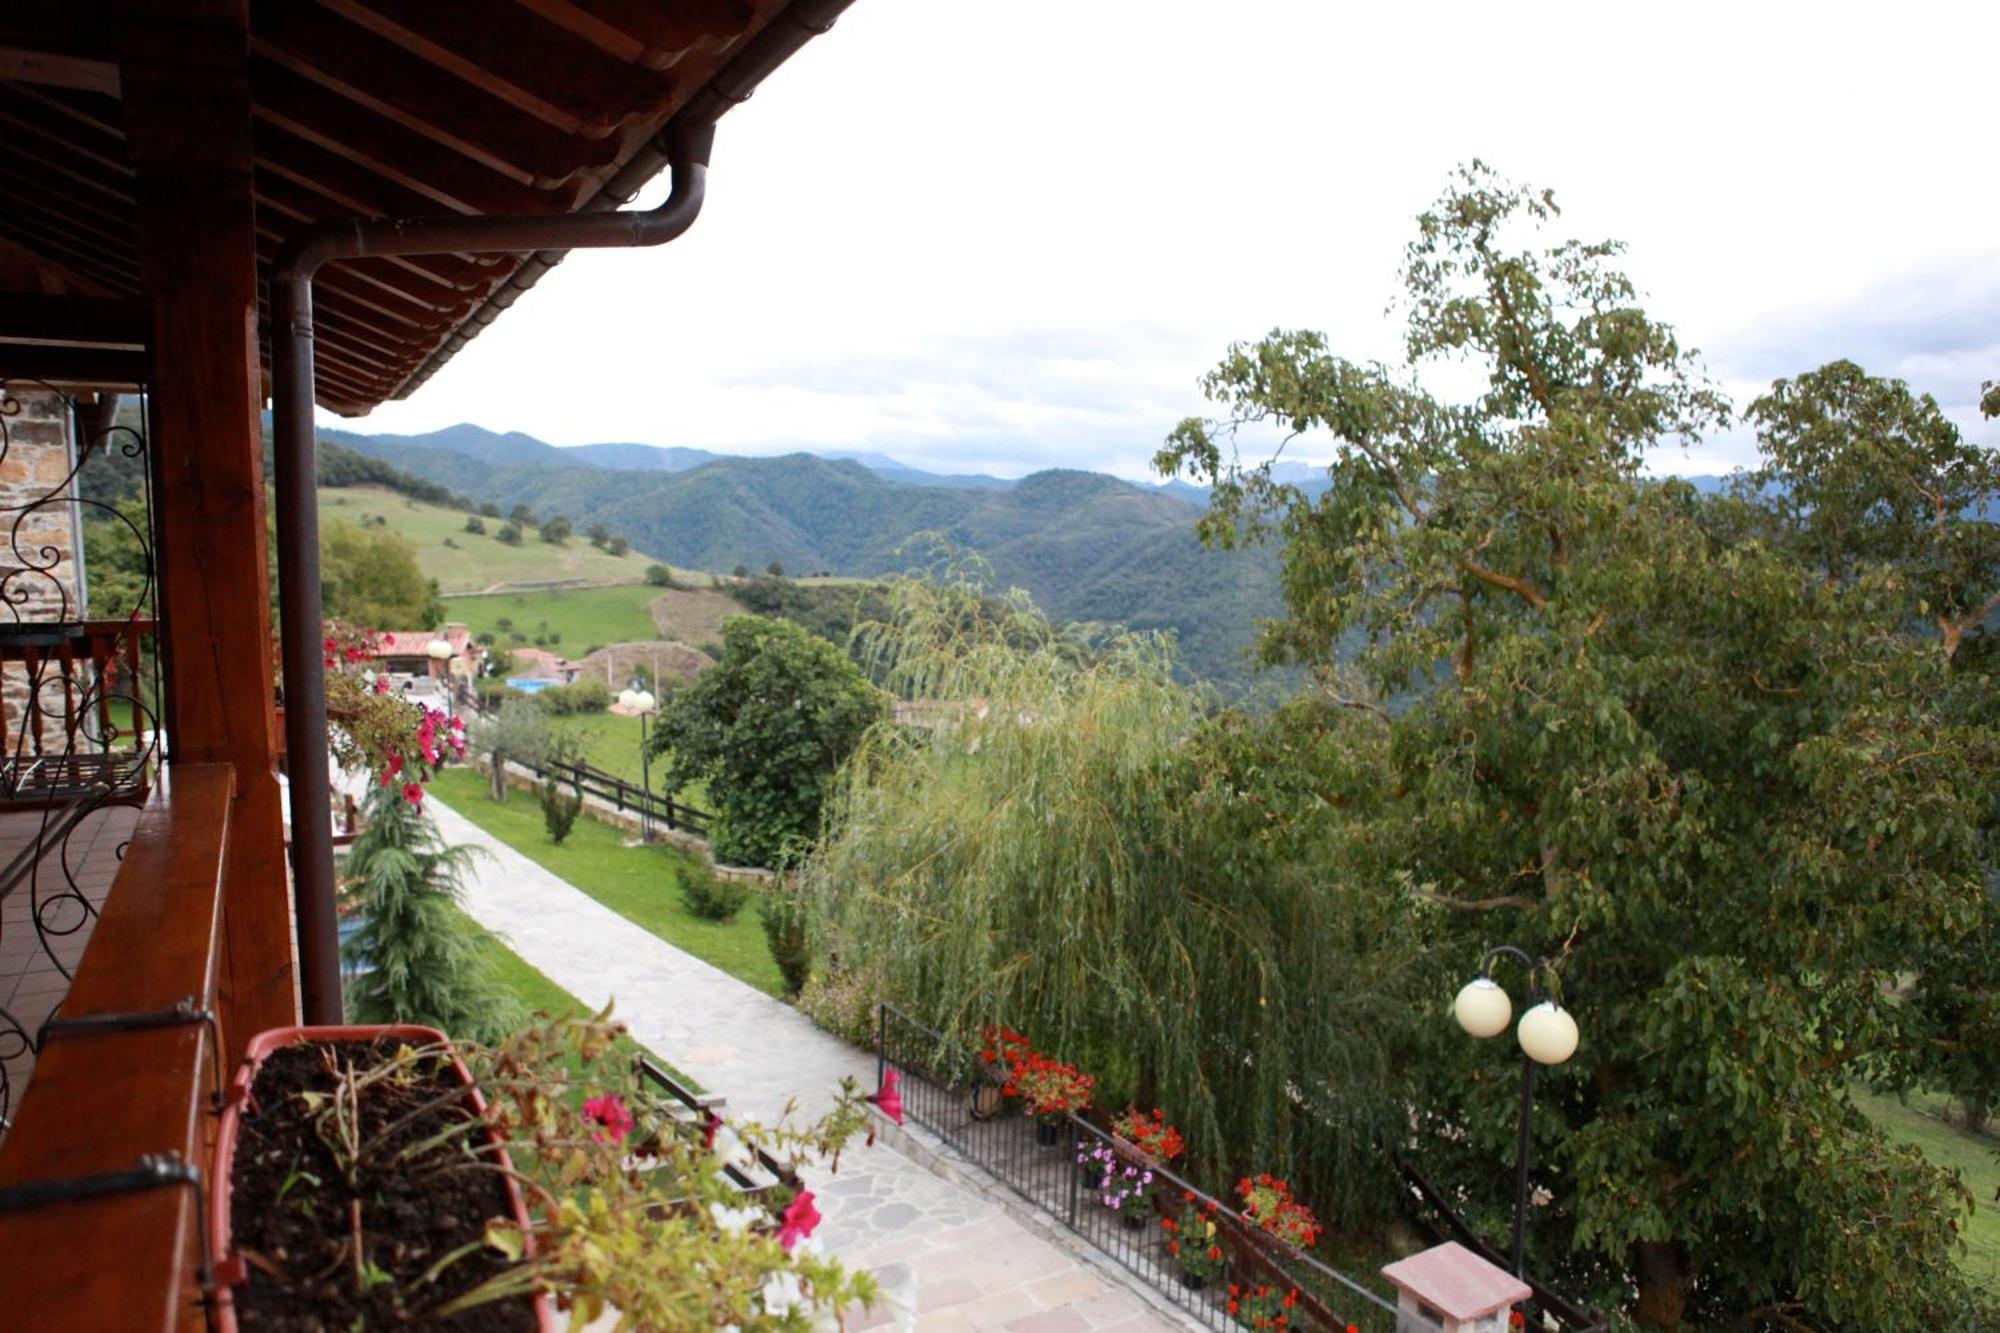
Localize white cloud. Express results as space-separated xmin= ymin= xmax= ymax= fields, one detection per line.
xmin=338 ymin=0 xmax=2000 ymax=482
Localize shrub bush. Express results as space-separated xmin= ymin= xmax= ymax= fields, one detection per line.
xmin=759 ymin=888 xmax=811 ymax=997
xmin=644 ymin=563 xmax=676 ymax=587
xmin=538 ymin=775 xmax=582 ymax=845
xmin=464 ymin=515 xmax=485 ymax=535
xmin=538 ymin=676 xmax=611 ymax=716
xmin=677 ymin=862 xmax=751 ymax=922
xmin=798 ymin=949 xmax=884 ymax=1047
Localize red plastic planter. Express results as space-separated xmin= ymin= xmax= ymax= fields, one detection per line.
xmin=208 ymin=1024 xmax=556 ymax=1333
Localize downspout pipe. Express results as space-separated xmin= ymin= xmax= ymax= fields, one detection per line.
xmin=274 ymin=0 xmax=854 ymax=1025
xmin=272 ymin=130 xmax=707 ymax=1025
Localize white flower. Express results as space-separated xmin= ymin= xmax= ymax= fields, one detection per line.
xmin=760 ymin=1270 xmax=809 ymax=1318
xmin=708 ymin=1201 xmax=763 ymax=1237
xmin=711 ymin=1125 xmax=754 ymax=1172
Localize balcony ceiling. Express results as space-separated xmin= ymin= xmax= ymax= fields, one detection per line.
xmin=0 ymin=0 xmax=817 ymax=414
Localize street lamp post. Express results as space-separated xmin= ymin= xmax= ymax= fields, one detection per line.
xmin=616 ymin=679 xmax=658 ymax=841
xmin=1452 ymin=944 xmax=1580 ymax=1282
xmin=426 ymin=636 xmax=455 ymax=715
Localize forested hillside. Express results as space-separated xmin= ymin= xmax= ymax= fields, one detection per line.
xmin=334 ymin=433 xmax=1286 ymax=687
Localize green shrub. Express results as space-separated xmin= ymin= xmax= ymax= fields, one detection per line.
xmin=759 ymin=888 xmax=811 ymax=997
xmin=464 ymin=515 xmax=486 ymax=535
xmin=538 ymin=774 xmax=582 ymax=845
xmin=644 ymin=563 xmax=676 ymax=588
xmin=538 ymin=676 xmax=611 ymax=716
xmin=677 ymin=862 xmax=751 ymax=922
xmin=798 ymin=948 xmax=883 ymax=1046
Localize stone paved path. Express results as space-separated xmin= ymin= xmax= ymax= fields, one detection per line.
xmin=418 ymin=787 xmax=1187 ymax=1332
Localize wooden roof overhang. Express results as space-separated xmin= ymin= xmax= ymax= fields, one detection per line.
xmin=0 ymin=0 xmax=849 ymax=414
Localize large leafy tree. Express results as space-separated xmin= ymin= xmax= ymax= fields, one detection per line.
xmin=1159 ymin=163 xmax=1997 ymax=1329
xmin=650 ymin=614 xmax=886 ymax=867
xmin=320 ymin=519 xmax=443 ymax=629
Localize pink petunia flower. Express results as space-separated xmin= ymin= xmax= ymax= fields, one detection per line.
xmin=583 ymin=1092 xmax=634 ymax=1145
xmin=777 ymin=1189 xmax=821 ymax=1252
xmin=402 ymin=782 xmax=424 ymax=806
xmin=867 ymin=1068 xmax=905 ymax=1126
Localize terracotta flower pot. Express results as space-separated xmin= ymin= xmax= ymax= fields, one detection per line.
xmin=209 ymin=1024 xmax=556 ymax=1333
xmin=969 ymin=1082 xmax=1006 ymax=1121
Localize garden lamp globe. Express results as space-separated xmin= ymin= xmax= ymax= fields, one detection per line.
xmin=1453 ymin=976 xmax=1512 ymax=1039
xmin=1516 ymin=1000 xmax=1580 ymax=1065
xmin=426 ymin=637 xmax=454 ymax=661
xmin=629 ymin=688 xmax=656 ymax=715
xmin=616 ymin=686 xmax=639 ymax=710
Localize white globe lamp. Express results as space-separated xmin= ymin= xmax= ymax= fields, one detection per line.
xmin=1453 ymin=976 xmax=1512 ymax=1039
xmin=1516 ymin=1000 xmax=1580 ymax=1066
xmin=426 ymin=637 xmax=454 ymax=662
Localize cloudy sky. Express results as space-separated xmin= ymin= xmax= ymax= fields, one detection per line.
xmin=341 ymin=0 xmax=1999 ymax=482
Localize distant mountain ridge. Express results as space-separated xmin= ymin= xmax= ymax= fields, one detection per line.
xmin=325 ymin=423 xmax=1288 ymax=688
xmin=319 ymin=423 xmax=1024 ymax=493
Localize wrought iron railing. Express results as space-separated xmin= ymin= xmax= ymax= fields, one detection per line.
xmin=0 ymin=383 xmax=161 ymax=1133
xmin=875 ymin=1004 xmax=1431 ymax=1332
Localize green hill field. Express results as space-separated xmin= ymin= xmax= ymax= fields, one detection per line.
xmin=319 ymin=486 xmax=704 ymax=595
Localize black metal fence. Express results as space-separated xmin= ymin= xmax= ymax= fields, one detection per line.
xmin=876 ymin=1004 xmax=1433 ymax=1333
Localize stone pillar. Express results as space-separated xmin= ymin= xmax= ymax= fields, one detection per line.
xmin=0 ymin=387 xmax=87 ymax=754
xmin=1380 ymin=1242 xmax=1532 ymax=1332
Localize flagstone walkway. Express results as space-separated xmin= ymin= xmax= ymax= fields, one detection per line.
xmin=417 ymin=787 xmax=1190 ymax=1332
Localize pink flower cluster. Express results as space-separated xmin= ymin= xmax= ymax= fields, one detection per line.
xmin=377 ymin=705 xmax=467 ymax=809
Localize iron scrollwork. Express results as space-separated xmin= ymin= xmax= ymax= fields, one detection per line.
xmin=0 ymin=381 xmax=162 ymax=1134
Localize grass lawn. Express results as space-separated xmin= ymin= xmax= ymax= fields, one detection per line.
xmin=428 ymin=766 xmax=779 ymax=996
xmin=444 ymin=584 xmax=666 ymax=657
xmin=445 ymin=902 xmax=698 ymax=1090
xmin=1853 ymin=1086 xmax=2000 ymax=1285
xmin=549 ymin=709 xmax=711 ymax=811
xmin=320 ymin=486 xmax=704 ymax=595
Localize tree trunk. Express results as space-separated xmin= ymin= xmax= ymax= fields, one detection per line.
xmin=1632 ymin=1240 xmax=1688 ymax=1329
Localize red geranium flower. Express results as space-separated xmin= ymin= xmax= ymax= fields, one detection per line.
xmin=778 ymin=1189 xmax=821 ymax=1251
xmin=582 ymin=1092 xmax=633 ymax=1145
xmin=867 ymin=1068 xmax=905 ymax=1126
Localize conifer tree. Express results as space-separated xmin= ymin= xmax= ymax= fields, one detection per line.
xmin=341 ymin=781 xmax=521 ymax=1041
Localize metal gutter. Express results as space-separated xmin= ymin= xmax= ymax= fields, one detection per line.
xmin=272 ymin=0 xmax=856 ymax=1024
xmin=393 ymin=0 xmax=855 ymax=402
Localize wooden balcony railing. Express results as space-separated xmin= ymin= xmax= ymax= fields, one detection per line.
xmin=0 ymin=763 xmax=234 ymax=1332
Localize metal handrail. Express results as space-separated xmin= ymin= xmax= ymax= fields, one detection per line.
xmin=875 ymin=1003 xmax=1427 ymax=1332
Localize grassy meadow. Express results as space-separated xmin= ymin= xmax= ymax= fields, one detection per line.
xmin=319 ymin=486 xmax=704 ymax=594
xmin=443 ymin=584 xmax=665 ymax=655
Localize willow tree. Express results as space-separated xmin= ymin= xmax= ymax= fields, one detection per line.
xmin=1157 ymin=162 xmax=1997 ymax=1329
xmin=803 ymin=568 xmax=1428 ymax=1223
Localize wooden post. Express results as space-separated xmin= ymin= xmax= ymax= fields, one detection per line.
xmin=115 ymin=0 xmax=296 ymax=1051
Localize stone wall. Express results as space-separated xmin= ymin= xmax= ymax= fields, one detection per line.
xmin=0 ymin=388 xmax=86 ymax=753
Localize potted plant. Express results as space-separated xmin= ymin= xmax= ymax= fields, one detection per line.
xmin=208 ymin=1023 xmax=553 ymax=1332
xmin=1227 ymin=1282 xmax=1301 ymax=1330
xmin=211 ymin=1015 xmax=894 ymax=1330
xmin=973 ymin=1025 xmax=1029 ymax=1121
xmin=1236 ymin=1173 xmax=1323 ymax=1250
xmin=1007 ymin=1051 xmax=1095 ymax=1145
xmin=1109 ymin=1105 xmax=1186 ymax=1167
xmin=1079 ymin=1140 xmax=1156 ymax=1229
xmin=1162 ymin=1196 xmax=1227 ymax=1291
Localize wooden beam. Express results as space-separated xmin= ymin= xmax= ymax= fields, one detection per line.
xmin=115 ymin=0 xmax=295 ymax=1049
xmin=0 ymin=292 xmax=146 ymax=346
xmin=0 ymin=763 xmax=233 ymax=1333
xmin=0 ymin=343 xmax=149 ymax=385
xmin=0 ymin=46 xmax=121 ymax=97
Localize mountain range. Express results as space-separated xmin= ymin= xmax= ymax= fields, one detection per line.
xmin=322 ymin=423 xmax=1291 ymax=688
